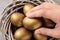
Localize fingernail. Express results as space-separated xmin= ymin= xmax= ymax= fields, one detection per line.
xmin=26 ymin=12 xmax=31 ymax=17
xmin=35 ymin=30 xmax=40 ymax=34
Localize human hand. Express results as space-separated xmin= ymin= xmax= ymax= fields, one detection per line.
xmin=26 ymin=2 xmax=60 ymax=38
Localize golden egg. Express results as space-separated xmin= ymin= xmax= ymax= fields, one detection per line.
xmin=10 ymin=12 xmax=24 ymax=27
xmin=23 ymin=17 xmax=42 ymax=30
xmin=34 ymin=33 xmax=47 ymax=40
xmin=14 ymin=28 xmax=32 ymax=40
xmin=23 ymin=3 xmax=34 ymax=14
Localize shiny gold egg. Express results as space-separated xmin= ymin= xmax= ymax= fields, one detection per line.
xmin=14 ymin=28 xmax=32 ymax=40
xmin=34 ymin=33 xmax=47 ymax=40
xmin=23 ymin=3 xmax=34 ymax=14
xmin=10 ymin=12 xmax=24 ymax=27
xmin=23 ymin=17 xmax=42 ymax=30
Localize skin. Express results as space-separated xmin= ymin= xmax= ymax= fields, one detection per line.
xmin=26 ymin=2 xmax=60 ymax=38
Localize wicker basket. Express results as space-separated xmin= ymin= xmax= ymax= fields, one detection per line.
xmin=0 ymin=0 xmax=59 ymax=40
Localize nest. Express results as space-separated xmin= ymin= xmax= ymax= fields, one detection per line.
xmin=0 ymin=0 xmax=59 ymax=40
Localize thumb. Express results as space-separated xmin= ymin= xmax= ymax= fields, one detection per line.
xmin=35 ymin=28 xmax=60 ymax=38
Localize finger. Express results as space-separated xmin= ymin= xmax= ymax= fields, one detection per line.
xmin=26 ymin=2 xmax=60 ymax=23
xmin=26 ymin=6 xmax=60 ymax=23
xmin=26 ymin=9 xmax=45 ymax=17
xmin=26 ymin=8 xmax=57 ymax=23
xmin=55 ymin=24 xmax=60 ymax=29
xmin=35 ymin=28 xmax=60 ymax=38
xmin=26 ymin=2 xmax=55 ymax=16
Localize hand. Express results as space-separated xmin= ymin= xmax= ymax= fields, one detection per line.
xmin=26 ymin=2 xmax=60 ymax=38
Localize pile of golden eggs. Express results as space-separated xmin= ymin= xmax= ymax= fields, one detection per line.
xmin=10 ymin=3 xmax=55 ymax=40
